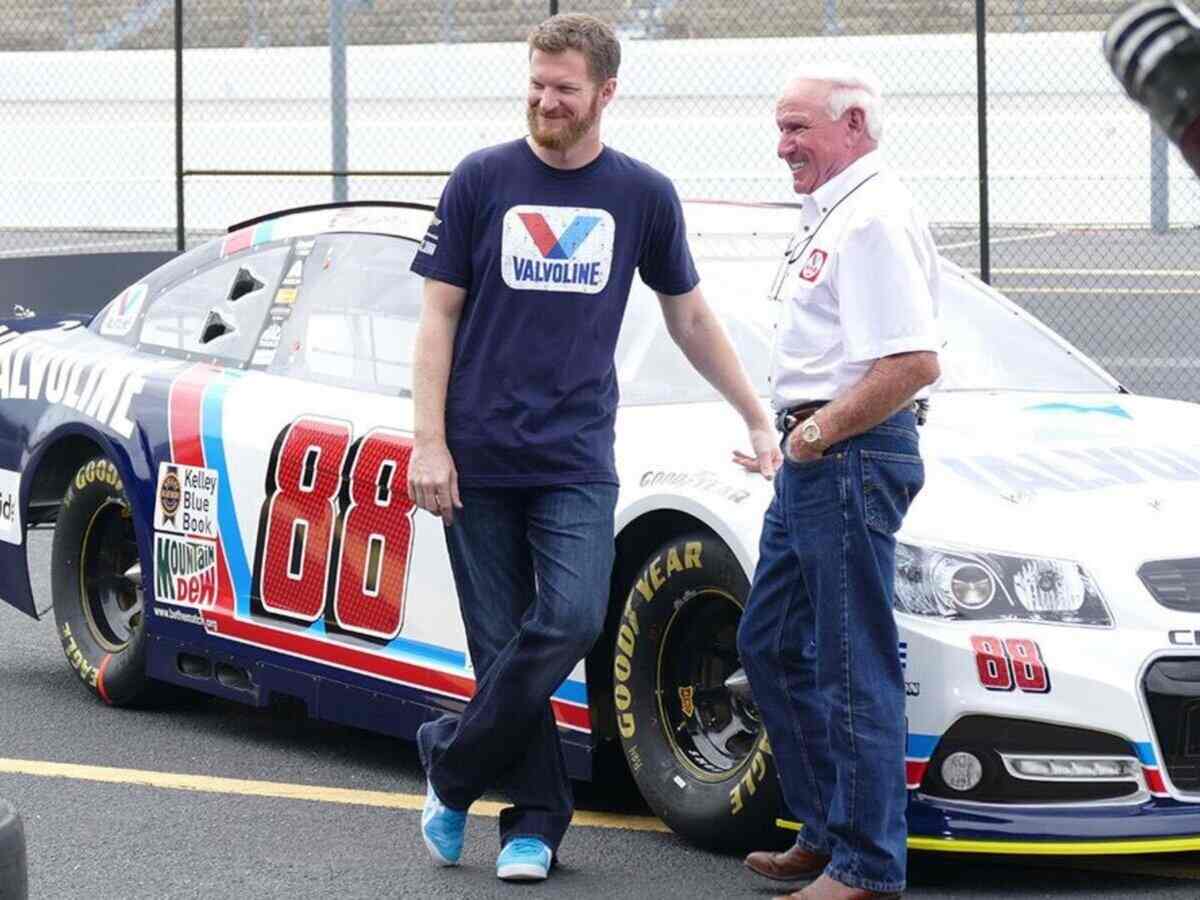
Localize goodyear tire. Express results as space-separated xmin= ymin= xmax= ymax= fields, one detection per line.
xmin=51 ymin=457 xmax=152 ymax=706
xmin=0 ymin=798 xmax=27 ymax=900
xmin=614 ymin=531 xmax=786 ymax=852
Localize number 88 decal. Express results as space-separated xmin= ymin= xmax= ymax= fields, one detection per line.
xmin=254 ymin=417 xmax=415 ymax=640
xmin=969 ymin=635 xmax=1050 ymax=694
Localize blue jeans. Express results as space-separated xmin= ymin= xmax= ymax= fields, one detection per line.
xmin=417 ymin=483 xmax=617 ymax=853
xmin=737 ymin=411 xmax=924 ymax=894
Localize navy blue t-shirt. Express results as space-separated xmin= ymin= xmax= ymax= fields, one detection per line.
xmin=410 ymin=138 xmax=699 ymax=486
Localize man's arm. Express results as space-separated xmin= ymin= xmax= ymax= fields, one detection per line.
xmin=408 ymin=277 xmax=468 ymax=524
xmin=657 ymin=287 xmax=781 ymax=477
xmin=786 ymin=351 xmax=940 ymax=462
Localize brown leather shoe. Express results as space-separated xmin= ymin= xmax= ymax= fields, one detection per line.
xmin=743 ymin=844 xmax=830 ymax=882
xmin=773 ymin=873 xmax=902 ymax=900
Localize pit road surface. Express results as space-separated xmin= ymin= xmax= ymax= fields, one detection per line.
xmin=6 ymin=532 xmax=1200 ymax=898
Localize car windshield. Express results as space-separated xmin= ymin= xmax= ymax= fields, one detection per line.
xmin=615 ymin=231 xmax=1118 ymax=405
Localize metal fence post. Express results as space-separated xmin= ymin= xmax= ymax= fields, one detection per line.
xmin=175 ymin=0 xmax=185 ymax=251
xmin=1151 ymin=124 xmax=1170 ymax=234
xmin=331 ymin=0 xmax=348 ymax=203
xmin=1015 ymin=0 xmax=1029 ymax=33
xmin=975 ymin=0 xmax=990 ymax=284
xmin=823 ymin=0 xmax=841 ymax=36
xmin=64 ymin=0 xmax=77 ymax=49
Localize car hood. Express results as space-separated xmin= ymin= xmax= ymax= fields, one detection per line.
xmin=913 ymin=391 xmax=1200 ymax=565
xmin=617 ymin=390 xmax=1200 ymax=571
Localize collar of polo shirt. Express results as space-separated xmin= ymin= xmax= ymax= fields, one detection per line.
xmin=802 ymin=150 xmax=884 ymax=220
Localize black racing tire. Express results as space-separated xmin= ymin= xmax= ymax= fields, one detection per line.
xmin=51 ymin=456 xmax=153 ymax=706
xmin=0 ymin=798 xmax=27 ymax=900
xmin=614 ymin=531 xmax=787 ymax=853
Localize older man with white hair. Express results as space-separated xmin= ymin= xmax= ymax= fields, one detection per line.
xmin=732 ymin=65 xmax=941 ymax=900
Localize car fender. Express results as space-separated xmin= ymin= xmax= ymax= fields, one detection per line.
xmin=616 ymin=491 xmax=761 ymax=583
xmin=0 ymin=420 xmax=149 ymax=620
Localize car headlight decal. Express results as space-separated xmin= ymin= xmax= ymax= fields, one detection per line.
xmin=893 ymin=542 xmax=1112 ymax=626
xmin=1011 ymin=558 xmax=1086 ymax=613
xmin=894 ymin=543 xmax=947 ymax=616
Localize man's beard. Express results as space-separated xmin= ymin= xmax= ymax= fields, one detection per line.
xmin=527 ymin=94 xmax=600 ymax=152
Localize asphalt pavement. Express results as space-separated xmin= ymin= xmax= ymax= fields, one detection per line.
xmin=5 ymin=532 xmax=1200 ymax=898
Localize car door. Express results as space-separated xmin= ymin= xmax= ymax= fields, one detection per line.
xmin=170 ymin=230 xmax=471 ymax=702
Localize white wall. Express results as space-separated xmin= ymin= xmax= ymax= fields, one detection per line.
xmin=2 ymin=30 xmax=1196 ymax=231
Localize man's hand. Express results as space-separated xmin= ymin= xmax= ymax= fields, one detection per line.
xmin=782 ymin=427 xmax=824 ymax=464
xmin=731 ymin=422 xmax=783 ymax=478
xmin=408 ymin=439 xmax=463 ymax=526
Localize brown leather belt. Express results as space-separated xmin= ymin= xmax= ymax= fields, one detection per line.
xmin=774 ymin=400 xmax=925 ymax=434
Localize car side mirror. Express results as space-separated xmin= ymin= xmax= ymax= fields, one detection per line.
xmin=228 ymin=267 xmax=264 ymax=302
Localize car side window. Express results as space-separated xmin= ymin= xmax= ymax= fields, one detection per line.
xmin=270 ymin=233 xmax=422 ymax=396
xmin=138 ymin=245 xmax=291 ymax=366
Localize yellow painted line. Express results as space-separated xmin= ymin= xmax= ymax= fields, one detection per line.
xmin=780 ymin=818 xmax=1200 ymax=858
xmin=0 ymin=757 xmax=670 ymax=833
xmin=906 ymin=835 xmax=1200 ymax=856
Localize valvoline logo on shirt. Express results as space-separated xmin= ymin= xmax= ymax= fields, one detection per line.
xmin=502 ymin=205 xmax=615 ymax=294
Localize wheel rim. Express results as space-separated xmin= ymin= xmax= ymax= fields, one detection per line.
xmin=655 ymin=588 xmax=761 ymax=781
xmin=79 ymin=498 xmax=142 ymax=652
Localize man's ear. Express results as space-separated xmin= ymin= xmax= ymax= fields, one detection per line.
xmin=600 ymin=77 xmax=618 ymax=107
xmin=845 ymin=106 xmax=868 ymax=145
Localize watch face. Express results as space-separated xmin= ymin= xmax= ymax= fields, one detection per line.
xmin=802 ymin=421 xmax=821 ymax=443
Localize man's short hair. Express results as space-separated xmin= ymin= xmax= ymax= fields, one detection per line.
xmin=787 ymin=63 xmax=885 ymax=142
xmin=528 ymin=14 xmax=621 ymax=83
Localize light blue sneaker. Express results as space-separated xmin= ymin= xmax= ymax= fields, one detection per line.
xmin=496 ymin=837 xmax=553 ymax=882
xmin=420 ymin=781 xmax=466 ymax=866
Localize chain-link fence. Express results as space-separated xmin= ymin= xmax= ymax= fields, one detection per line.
xmin=2 ymin=1 xmax=1199 ymax=398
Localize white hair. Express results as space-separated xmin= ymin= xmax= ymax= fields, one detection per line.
xmin=785 ymin=63 xmax=884 ymax=142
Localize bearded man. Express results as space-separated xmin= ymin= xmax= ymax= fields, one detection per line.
xmin=407 ymin=12 xmax=779 ymax=884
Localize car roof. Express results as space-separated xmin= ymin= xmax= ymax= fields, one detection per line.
xmin=225 ymin=202 xmax=437 ymax=245
xmin=227 ymin=199 xmax=804 ymax=245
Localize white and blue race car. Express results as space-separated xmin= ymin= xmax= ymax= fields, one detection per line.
xmin=1 ymin=201 xmax=1199 ymax=855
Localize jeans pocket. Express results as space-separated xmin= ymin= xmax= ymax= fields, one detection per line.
xmin=861 ymin=450 xmax=925 ymax=536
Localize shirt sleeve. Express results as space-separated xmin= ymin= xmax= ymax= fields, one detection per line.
xmin=638 ymin=177 xmax=700 ymax=297
xmin=836 ymin=215 xmax=939 ymax=363
xmin=409 ymin=161 xmax=476 ymax=289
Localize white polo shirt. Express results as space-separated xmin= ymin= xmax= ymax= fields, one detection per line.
xmin=768 ymin=151 xmax=940 ymax=410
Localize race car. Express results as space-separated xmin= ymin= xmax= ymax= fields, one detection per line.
xmin=3 ymin=200 xmax=1200 ymax=856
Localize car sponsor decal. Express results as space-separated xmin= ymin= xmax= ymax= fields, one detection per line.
xmin=0 ymin=468 xmax=21 ymax=545
xmin=99 ymin=283 xmax=148 ymax=337
xmin=154 ymin=463 xmax=218 ymax=539
xmin=501 ymin=205 xmax=615 ymax=294
xmin=154 ymin=532 xmax=218 ymax=608
xmin=799 ymin=248 xmax=827 ymax=282
xmin=937 ymin=444 xmax=1200 ymax=495
xmin=638 ymin=469 xmax=751 ymax=503
xmin=1024 ymin=402 xmax=1132 ymax=419
xmin=162 ymin=366 xmax=590 ymax=731
xmin=899 ymin=641 xmax=920 ymax=696
xmin=0 ymin=325 xmax=161 ymax=440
